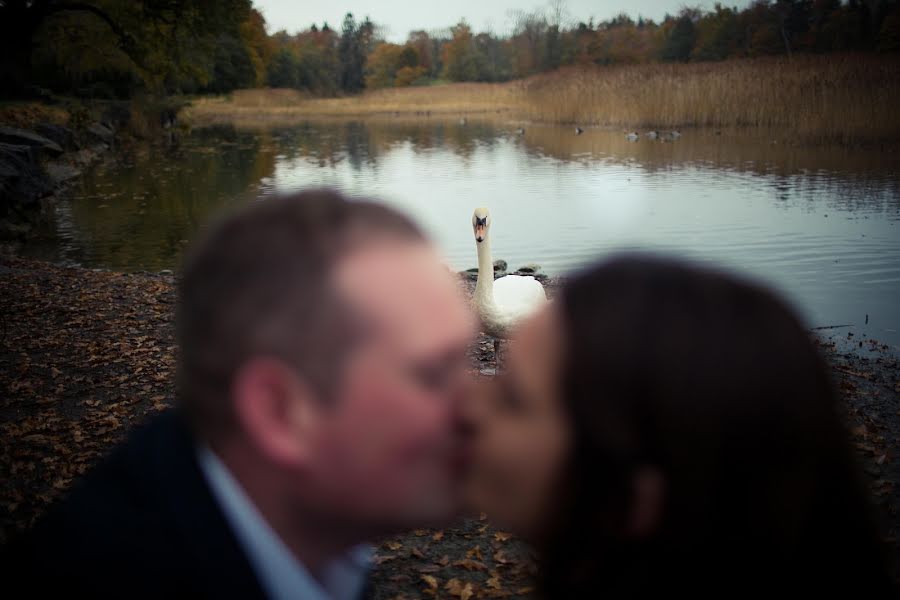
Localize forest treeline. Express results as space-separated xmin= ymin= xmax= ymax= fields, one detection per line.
xmin=1 ymin=0 xmax=898 ymax=99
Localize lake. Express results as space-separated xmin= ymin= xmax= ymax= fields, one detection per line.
xmin=25 ymin=119 xmax=900 ymax=347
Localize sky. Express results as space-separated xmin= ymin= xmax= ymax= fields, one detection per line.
xmin=253 ymin=0 xmax=753 ymax=41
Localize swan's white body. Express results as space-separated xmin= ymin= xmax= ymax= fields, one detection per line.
xmin=471 ymin=209 xmax=547 ymax=340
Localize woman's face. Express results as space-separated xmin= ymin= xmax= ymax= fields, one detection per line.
xmin=463 ymin=305 xmax=572 ymax=539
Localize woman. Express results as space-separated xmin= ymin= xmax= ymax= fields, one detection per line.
xmin=463 ymin=254 xmax=894 ymax=596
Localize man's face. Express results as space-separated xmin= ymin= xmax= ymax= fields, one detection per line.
xmin=304 ymin=240 xmax=476 ymax=531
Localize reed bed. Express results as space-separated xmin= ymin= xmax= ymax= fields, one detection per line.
xmin=517 ymin=54 xmax=900 ymax=143
xmin=187 ymin=83 xmax=518 ymax=120
xmin=184 ymin=54 xmax=900 ymax=143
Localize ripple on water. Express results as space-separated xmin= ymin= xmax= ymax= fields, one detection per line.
xmin=22 ymin=122 xmax=900 ymax=347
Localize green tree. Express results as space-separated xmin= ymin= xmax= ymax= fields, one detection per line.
xmin=442 ymin=22 xmax=483 ymax=81
xmin=267 ymin=47 xmax=299 ymax=88
xmin=661 ymin=13 xmax=698 ymax=61
xmin=339 ymin=13 xmax=366 ymax=93
xmin=693 ymin=4 xmax=743 ymax=60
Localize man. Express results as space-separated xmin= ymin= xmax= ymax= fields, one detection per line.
xmin=4 ymin=190 xmax=476 ymax=598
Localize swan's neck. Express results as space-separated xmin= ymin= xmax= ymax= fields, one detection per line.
xmin=474 ymin=237 xmax=494 ymax=303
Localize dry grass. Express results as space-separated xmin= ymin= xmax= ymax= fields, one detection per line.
xmin=186 ymin=83 xmax=517 ymax=123
xmin=0 ymin=101 xmax=70 ymax=130
xmin=183 ymin=54 xmax=900 ymax=143
xmin=518 ymin=54 xmax=900 ymax=143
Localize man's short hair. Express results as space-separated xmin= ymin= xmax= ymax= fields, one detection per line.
xmin=176 ymin=188 xmax=425 ymax=438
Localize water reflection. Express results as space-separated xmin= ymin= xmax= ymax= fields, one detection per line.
xmin=26 ymin=119 xmax=900 ymax=346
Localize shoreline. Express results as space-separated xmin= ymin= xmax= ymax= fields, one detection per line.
xmin=0 ymin=98 xmax=187 ymax=243
xmin=182 ymin=55 xmax=900 ymax=146
xmin=1 ymin=256 xmax=897 ymax=594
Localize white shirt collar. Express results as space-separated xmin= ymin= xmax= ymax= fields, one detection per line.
xmin=196 ymin=445 xmax=372 ymax=600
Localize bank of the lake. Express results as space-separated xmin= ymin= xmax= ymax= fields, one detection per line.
xmin=1 ymin=256 xmax=898 ymax=595
xmin=184 ymin=55 xmax=900 ymax=145
xmin=0 ymin=98 xmax=186 ymax=243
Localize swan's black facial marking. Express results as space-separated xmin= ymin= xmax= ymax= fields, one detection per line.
xmin=474 ymin=215 xmax=488 ymax=243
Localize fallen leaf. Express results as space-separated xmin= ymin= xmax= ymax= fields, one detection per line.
xmin=445 ymin=578 xmax=475 ymax=600
xmin=453 ymin=558 xmax=486 ymax=571
xmin=421 ymin=574 xmax=439 ymax=590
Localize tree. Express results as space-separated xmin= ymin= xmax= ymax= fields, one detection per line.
xmin=338 ymin=13 xmax=365 ymax=93
xmin=1 ymin=0 xmax=138 ymax=95
xmin=267 ymin=48 xmax=299 ymax=88
xmin=408 ymin=31 xmax=435 ymax=74
xmin=442 ymin=22 xmax=483 ymax=81
xmin=693 ymin=4 xmax=743 ymax=60
xmin=366 ymin=43 xmax=404 ymax=88
xmin=240 ymin=9 xmax=274 ymax=86
xmin=660 ymin=12 xmax=698 ymax=61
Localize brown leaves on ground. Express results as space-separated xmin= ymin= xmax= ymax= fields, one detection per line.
xmin=373 ymin=519 xmax=537 ymax=599
xmin=0 ymin=257 xmax=176 ymax=542
xmin=1 ymin=257 xmax=899 ymax=594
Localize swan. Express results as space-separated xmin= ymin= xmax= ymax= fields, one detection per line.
xmin=471 ymin=208 xmax=547 ymax=360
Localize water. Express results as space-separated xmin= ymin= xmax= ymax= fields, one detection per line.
xmin=26 ymin=119 xmax=900 ymax=347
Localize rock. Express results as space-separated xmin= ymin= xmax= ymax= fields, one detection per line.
xmin=514 ymin=263 xmax=542 ymax=275
xmin=0 ymin=143 xmax=54 ymax=217
xmin=0 ymin=126 xmax=64 ymax=157
xmin=45 ymin=162 xmax=81 ymax=185
xmin=34 ymin=123 xmax=80 ymax=152
xmin=71 ymin=146 xmax=104 ymax=167
xmin=493 ymin=259 xmax=507 ymax=273
xmin=86 ymin=122 xmax=115 ymax=145
xmin=101 ymin=103 xmax=131 ymax=131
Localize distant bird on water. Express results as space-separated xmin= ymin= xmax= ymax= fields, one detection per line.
xmin=515 ymin=127 xmax=526 ymax=135
xmin=575 ymin=126 xmax=584 ymax=135
xmin=459 ymin=117 xmax=467 ymax=126
xmin=646 ymin=130 xmax=659 ymax=140
xmin=625 ymin=131 xmax=639 ymax=141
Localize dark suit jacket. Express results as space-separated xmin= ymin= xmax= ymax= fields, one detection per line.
xmin=3 ymin=410 xmax=268 ymax=598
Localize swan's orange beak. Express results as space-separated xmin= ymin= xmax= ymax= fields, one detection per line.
xmin=474 ymin=224 xmax=485 ymax=243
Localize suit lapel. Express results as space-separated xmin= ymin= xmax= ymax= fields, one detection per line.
xmin=148 ymin=411 xmax=266 ymax=599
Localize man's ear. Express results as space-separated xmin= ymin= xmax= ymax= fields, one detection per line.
xmin=627 ymin=466 xmax=666 ymax=538
xmin=231 ymin=357 xmax=323 ymax=469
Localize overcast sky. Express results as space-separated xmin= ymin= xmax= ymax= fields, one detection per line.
xmin=253 ymin=0 xmax=752 ymax=41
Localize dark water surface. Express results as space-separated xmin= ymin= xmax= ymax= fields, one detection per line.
xmin=25 ymin=119 xmax=900 ymax=347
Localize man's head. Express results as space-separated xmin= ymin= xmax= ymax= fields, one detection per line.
xmin=177 ymin=189 xmax=475 ymax=537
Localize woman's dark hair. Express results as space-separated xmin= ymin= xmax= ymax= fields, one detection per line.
xmin=543 ymin=254 xmax=894 ymax=596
